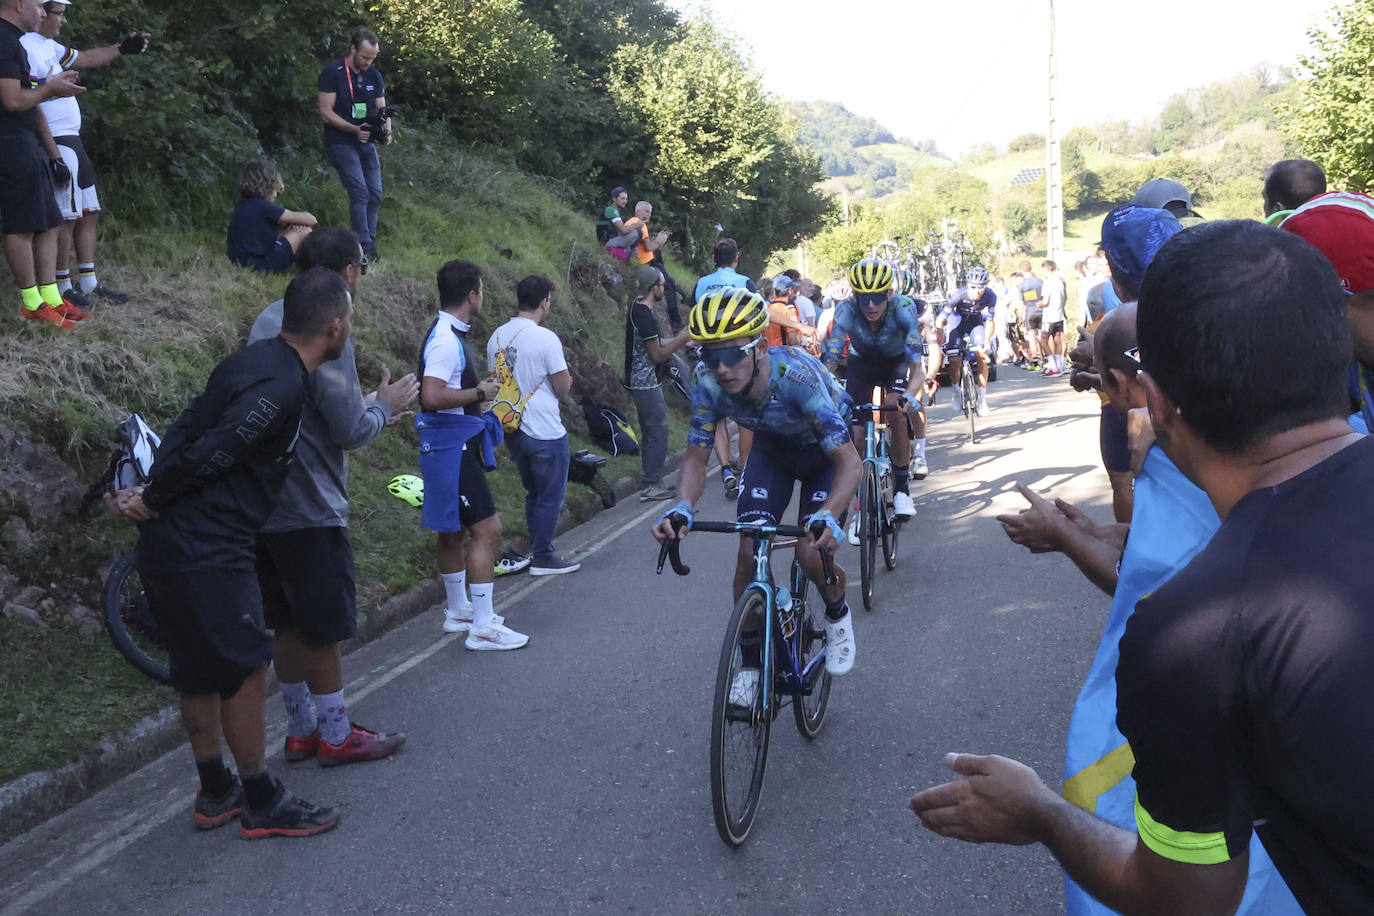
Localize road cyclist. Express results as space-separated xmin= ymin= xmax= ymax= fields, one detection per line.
xmin=930 ymin=267 xmax=997 ymax=419
xmin=820 ymin=258 xmax=929 ymax=545
xmin=651 ymin=286 xmax=862 ymax=681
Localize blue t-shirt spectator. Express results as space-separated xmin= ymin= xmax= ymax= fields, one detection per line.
xmin=318 ymin=58 xmax=386 ymax=147
xmin=227 ymin=197 xmax=293 ymax=273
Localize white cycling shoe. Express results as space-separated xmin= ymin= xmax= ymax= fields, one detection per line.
xmin=892 ymin=491 xmax=916 ymax=520
xmin=728 ymin=668 xmax=760 ymax=708
xmin=846 ymin=514 xmax=860 ymax=546
xmin=824 ymin=611 xmax=855 ymax=676
xmin=912 ymin=456 xmax=929 ymax=480
xmin=975 ymin=390 xmax=991 ymax=417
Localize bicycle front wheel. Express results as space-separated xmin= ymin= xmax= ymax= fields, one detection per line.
xmin=962 ymin=372 xmax=977 ymax=444
xmin=710 ymin=587 xmax=772 ymax=847
xmin=103 ymin=549 xmax=172 ymax=685
xmin=858 ymin=462 xmax=879 ymax=611
xmin=881 ymin=470 xmax=900 ymax=571
xmin=790 ymin=568 xmax=832 ymax=739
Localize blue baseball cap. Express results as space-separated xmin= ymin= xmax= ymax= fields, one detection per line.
xmin=773 ymin=275 xmax=798 ymax=292
xmin=1100 ymin=205 xmax=1184 ymax=289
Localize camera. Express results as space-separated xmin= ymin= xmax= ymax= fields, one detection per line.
xmin=364 ymin=105 xmax=397 ymax=143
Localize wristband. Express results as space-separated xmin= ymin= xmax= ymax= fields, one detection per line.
xmin=805 ymin=509 xmax=844 ymax=543
xmin=658 ymin=501 xmax=693 ymax=531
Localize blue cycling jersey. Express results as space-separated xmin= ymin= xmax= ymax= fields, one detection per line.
xmin=821 ymin=293 xmax=925 ymax=365
xmin=687 ymin=346 xmax=853 ymax=453
xmin=939 ymin=286 xmax=996 ymax=331
xmin=692 ymin=266 xmax=757 ymax=303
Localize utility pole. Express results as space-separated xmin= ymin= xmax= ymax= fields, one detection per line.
xmin=1045 ymin=0 xmax=1064 ymax=264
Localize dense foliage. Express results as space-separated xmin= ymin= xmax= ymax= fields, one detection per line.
xmin=1284 ymin=0 xmax=1374 ymax=193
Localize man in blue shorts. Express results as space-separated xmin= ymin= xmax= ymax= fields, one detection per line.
xmin=932 ymin=268 xmax=996 ymax=417
xmin=652 ymin=287 xmax=861 ymax=683
xmin=822 ymin=257 xmax=928 ymax=520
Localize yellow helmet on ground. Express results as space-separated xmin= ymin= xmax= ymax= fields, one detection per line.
xmin=388 ymin=474 xmax=424 ymax=507
xmin=849 ymin=259 xmax=896 ymax=294
xmin=688 ymin=287 xmax=769 ymax=342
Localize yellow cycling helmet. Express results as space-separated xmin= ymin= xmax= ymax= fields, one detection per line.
xmin=849 ymin=258 xmax=896 ymax=294
xmin=688 ymin=286 xmax=769 ymax=343
xmin=388 ymin=474 xmax=424 ymax=507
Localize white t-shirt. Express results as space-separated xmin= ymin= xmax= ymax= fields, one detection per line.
xmin=794 ymin=295 xmax=816 ymax=325
xmin=486 ymin=316 xmax=568 ymax=440
xmin=20 ymin=34 xmax=81 ymax=137
xmin=421 ymin=311 xmax=473 ymax=416
xmin=1042 ymin=274 xmax=1068 ymax=323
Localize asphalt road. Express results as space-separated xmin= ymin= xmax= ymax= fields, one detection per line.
xmin=0 ymin=366 xmax=1114 ymax=915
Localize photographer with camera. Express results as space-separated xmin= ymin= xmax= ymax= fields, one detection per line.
xmin=317 ymin=28 xmax=390 ymax=261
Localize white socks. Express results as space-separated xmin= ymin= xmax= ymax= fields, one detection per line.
xmin=314 ymin=689 xmax=350 ymax=745
xmin=280 ymin=681 xmax=316 ymax=738
xmin=913 ymin=438 xmax=927 ymax=459
xmin=441 ymin=570 xmax=469 ymax=618
xmin=469 ymin=581 xmax=495 ymax=629
xmin=78 ymin=263 xmax=97 ymax=294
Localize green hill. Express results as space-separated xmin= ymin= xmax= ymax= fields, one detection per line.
xmin=788 ymin=101 xmax=949 ymax=200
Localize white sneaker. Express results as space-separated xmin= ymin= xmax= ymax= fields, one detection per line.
xmin=846 ymin=514 xmax=860 ymax=546
xmin=975 ymin=390 xmax=990 ymax=417
xmin=825 ymin=611 xmax=855 ymax=676
xmin=892 ymin=490 xmax=916 ymax=520
xmin=912 ymin=456 xmax=929 ymax=480
xmin=442 ymin=610 xmax=503 ymax=634
xmin=464 ymin=622 xmax=529 ymax=651
xmin=728 ymin=668 xmax=760 ymax=708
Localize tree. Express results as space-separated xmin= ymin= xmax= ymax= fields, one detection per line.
xmin=1001 ymin=201 xmax=1034 ymax=247
xmin=1284 ymin=0 xmax=1374 ymax=193
xmin=1008 ymin=133 xmax=1046 ymax=153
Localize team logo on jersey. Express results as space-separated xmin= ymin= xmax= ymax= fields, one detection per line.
xmin=811 ymin=490 xmax=829 ymax=502
xmin=750 ymin=487 xmax=769 ymax=499
xmin=782 ymin=365 xmax=818 ymax=391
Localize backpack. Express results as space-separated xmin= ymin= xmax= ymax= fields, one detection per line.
xmin=580 ymin=398 xmax=639 ymax=456
xmin=82 ymin=413 xmax=162 ymax=511
xmin=488 ymin=324 xmax=543 ymax=434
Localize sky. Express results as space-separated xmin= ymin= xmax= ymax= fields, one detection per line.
xmin=670 ymin=0 xmax=1339 ymax=156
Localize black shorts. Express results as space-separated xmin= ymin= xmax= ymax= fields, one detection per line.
xmin=737 ymin=433 xmax=845 ymax=526
xmin=1044 ymin=320 xmax=1065 ymax=336
xmin=54 ymin=135 xmax=94 ymax=189
xmin=844 ymin=355 xmax=908 ymax=408
xmin=256 ymin=527 xmax=358 ymax=645
xmin=1100 ymin=404 xmax=1131 ymax=473
xmin=138 ymin=564 xmax=273 ymax=698
xmin=458 ymin=443 xmax=498 ymax=527
xmin=0 ymin=132 xmax=63 ymax=235
xmin=1025 ymin=309 xmax=1043 ymax=332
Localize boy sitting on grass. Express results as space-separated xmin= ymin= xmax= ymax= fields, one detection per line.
xmin=227 ymin=158 xmax=317 ymax=273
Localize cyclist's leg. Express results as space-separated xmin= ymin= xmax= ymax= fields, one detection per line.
xmin=733 ymin=437 xmax=793 ymax=602
xmin=794 ymin=453 xmax=848 ymax=613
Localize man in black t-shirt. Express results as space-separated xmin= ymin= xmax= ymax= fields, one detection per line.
xmin=108 ymin=269 xmax=352 ymax=839
xmin=624 ymin=265 xmax=690 ymax=501
xmin=909 ymin=221 xmax=1374 ymax=914
xmin=0 ymin=0 xmax=83 ymax=328
xmin=317 ymin=28 xmax=390 ymax=259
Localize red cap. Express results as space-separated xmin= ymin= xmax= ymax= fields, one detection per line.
xmin=1280 ymin=191 xmax=1374 ymax=293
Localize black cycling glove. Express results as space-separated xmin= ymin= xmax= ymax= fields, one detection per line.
xmin=117 ymin=33 xmax=150 ymax=55
xmin=49 ymin=158 xmax=71 ymax=189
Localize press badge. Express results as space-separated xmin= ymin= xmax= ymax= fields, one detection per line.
xmin=352 ymin=102 xmax=368 ymax=120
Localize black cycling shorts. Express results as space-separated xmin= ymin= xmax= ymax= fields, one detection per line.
xmin=737 ymin=432 xmax=846 ymax=527
xmin=256 ymin=526 xmax=358 ymax=646
xmin=54 ymin=134 xmax=94 ymax=189
xmin=1044 ymin=320 xmax=1065 ymax=336
xmin=138 ymin=564 xmax=273 ymax=698
xmin=844 ymin=355 xmax=907 ymax=408
xmin=0 ymin=132 xmax=63 ymax=235
xmin=1025 ymin=309 xmax=1043 ymax=332
xmin=1100 ymin=404 xmax=1131 ymax=473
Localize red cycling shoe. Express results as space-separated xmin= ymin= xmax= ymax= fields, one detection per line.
xmin=316 ymin=723 xmax=406 ymax=767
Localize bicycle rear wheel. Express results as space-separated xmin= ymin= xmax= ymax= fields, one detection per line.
xmin=790 ymin=567 xmax=832 ymax=739
xmin=858 ymin=462 xmax=879 ymax=611
xmin=710 ymin=587 xmax=772 ymax=847
xmin=103 ymin=549 xmax=172 ymax=685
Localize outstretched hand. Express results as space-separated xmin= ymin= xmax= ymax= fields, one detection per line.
xmin=907 ymin=752 xmax=1055 ymax=846
xmin=996 ymin=483 xmax=1070 ymax=554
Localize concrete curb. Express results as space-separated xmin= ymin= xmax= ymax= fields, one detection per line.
xmin=0 ymin=446 xmax=691 ymax=845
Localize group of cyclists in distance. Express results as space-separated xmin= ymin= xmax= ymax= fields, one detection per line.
xmin=652 ymin=252 xmax=1002 ymax=681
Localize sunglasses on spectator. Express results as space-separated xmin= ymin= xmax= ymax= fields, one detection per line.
xmin=857 ymin=293 xmax=888 ymax=308
xmin=702 ymin=338 xmax=760 ymax=369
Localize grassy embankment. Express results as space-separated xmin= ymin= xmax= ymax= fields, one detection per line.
xmin=0 ymin=129 xmax=695 ymax=784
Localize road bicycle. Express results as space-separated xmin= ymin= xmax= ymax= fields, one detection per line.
xmin=850 ymin=401 xmax=905 ymax=611
xmin=658 ymin=520 xmax=835 ymax=847
xmin=663 ymin=349 xmax=697 ymax=406
xmin=103 ymin=548 xmax=172 ymax=685
xmin=947 ymin=334 xmax=981 ymax=445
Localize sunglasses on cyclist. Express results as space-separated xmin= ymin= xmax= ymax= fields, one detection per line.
xmin=968 ymin=285 xmax=986 ymax=294
xmin=701 ymin=338 xmax=761 ymax=369
xmin=856 ymin=293 xmax=888 ymax=309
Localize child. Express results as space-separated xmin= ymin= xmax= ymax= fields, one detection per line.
xmin=226 ymin=159 xmax=317 ymax=273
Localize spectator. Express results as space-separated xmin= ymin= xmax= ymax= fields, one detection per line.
xmin=486 ymin=275 xmax=580 ymax=576
xmin=596 ymin=185 xmax=643 ymax=253
xmin=765 ymin=274 xmax=814 ymax=348
xmin=417 ymin=260 xmax=528 ymax=650
xmin=781 ymin=269 xmax=816 ymax=326
xmin=227 ymin=158 xmax=316 ymax=273
xmin=997 ymin=302 xmax=1302 ymax=915
xmin=1017 ymin=261 xmax=1043 ymax=368
xmin=1278 ymin=190 xmax=1374 ymax=433
xmin=248 ymin=227 xmax=416 ymax=767
xmin=317 ymin=28 xmax=390 ymax=260
xmin=22 ymin=0 xmax=145 ymax=305
xmin=1133 ymin=177 xmax=1203 ymax=226
xmin=107 ymin=268 xmax=352 ymax=838
xmin=625 ymin=265 xmax=691 ymax=501
xmin=1075 ymin=258 xmax=1108 ymax=323
xmin=0 ymin=0 xmax=84 ymax=329
xmin=1262 ymin=158 xmax=1326 ymax=225
xmin=913 ymin=221 xmax=1371 ymax=914
xmin=797 ymin=279 xmax=822 ymax=327
xmin=1039 ymin=259 xmax=1068 ymax=376
xmin=691 ymin=237 xmax=757 ymax=301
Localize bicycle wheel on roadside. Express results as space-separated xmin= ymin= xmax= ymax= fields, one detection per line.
xmin=789 ymin=567 xmax=832 ymax=739
xmin=858 ymin=462 xmax=879 ymax=611
xmin=103 ymin=549 xmax=172 ymax=686
xmin=710 ymin=587 xmax=772 ymax=847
